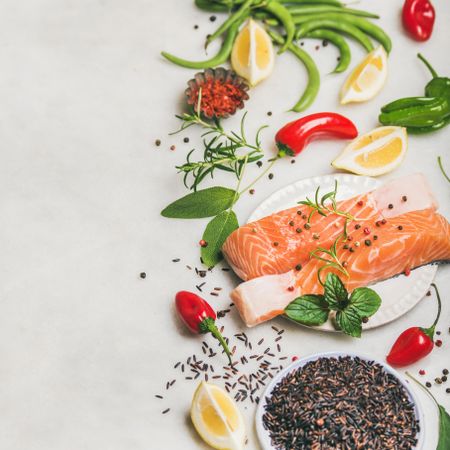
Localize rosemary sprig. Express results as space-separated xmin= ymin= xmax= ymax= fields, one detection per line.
xmin=173 ymin=109 xmax=268 ymax=191
xmin=310 ymin=233 xmax=349 ymax=286
xmin=298 ymin=181 xmax=354 ymax=224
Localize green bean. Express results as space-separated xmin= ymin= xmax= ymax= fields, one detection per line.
xmin=262 ymin=1 xmax=295 ymax=54
xmin=195 ymin=0 xmax=230 ymax=13
xmin=287 ymin=5 xmax=379 ymax=19
xmin=269 ymin=29 xmax=320 ymax=112
xmin=280 ymin=0 xmax=343 ymax=6
xmin=304 ymin=29 xmax=351 ymax=73
xmin=293 ymin=13 xmax=391 ymax=52
xmin=206 ymin=0 xmax=253 ymax=47
xmin=296 ymin=19 xmax=374 ymax=52
xmin=161 ymin=20 xmax=241 ymax=69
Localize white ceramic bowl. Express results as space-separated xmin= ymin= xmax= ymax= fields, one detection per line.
xmin=255 ymin=351 xmax=424 ymax=450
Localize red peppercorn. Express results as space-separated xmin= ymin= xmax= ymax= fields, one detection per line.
xmin=292 ymin=356 xmax=298 ymax=361
xmin=199 ymin=239 xmax=208 ymax=247
xmin=404 ymin=267 xmax=411 ymax=276
xmin=381 ymin=219 xmax=387 ymax=225
xmin=347 ymin=235 xmax=353 ymax=241
xmin=287 ymin=286 xmax=294 ymax=292
xmin=363 ymin=227 xmax=371 ymax=235
xmin=357 ymin=200 xmax=364 ymax=206
xmin=436 ymin=340 xmax=443 ymax=347
xmin=419 ymin=369 xmax=426 ymax=375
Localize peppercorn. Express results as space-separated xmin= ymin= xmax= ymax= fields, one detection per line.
xmin=249 ymin=189 xmax=255 ymax=195
xmin=210 ymin=15 xmax=216 ymax=21
xmin=267 ymin=111 xmax=272 ymax=116
xmin=183 ymin=137 xmax=189 ymax=143
xmin=268 ymin=173 xmax=274 ymax=180
xmin=446 ymin=388 xmax=450 ymax=393
xmin=302 ymin=215 xmax=307 ymax=220
xmin=443 ymin=369 xmax=449 ymax=375
xmin=365 ymin=239 xmax=372 ymax=246
xmin=362 ymin=317 xmax=369 ymax=323
xmin=295 ymin=264 xmax=302 ymax=271
xmin=343 ymin=244 xmax=349 ymax=250
xmin=323 ymin=40 xmax=329 ymax=47
xmin=199 ymin=239 xmax=208 ymax=247
xmin=388 ymin=204 xmax=394 ymax=209
xmin=304 ymin=223 xmax=311 ymax=230
xmin=155 ymin=139 xmax=161 ymax=146
xmin=296 ymin=228 xmax=302 ymax=233
xmin=291 ymin=159 xmax=295 ymax=164
xmin=287 ymin=286 xmax=294 ymax=292
xmin=357 ymin=200 xmax=364 ymax=207
xmin=140 ymin=272 xmax=146 ymax=279
xmin=273 ymin=242 xmax=279 ymax=247
xmin=381 ymin=219 xmax=387 ymax=225
xmin=373 ymin=235 xmax=378 ymax=240
xmin=442 ymin=376 xmax=448 ymax=382
xmin=289 ymin=221 xmax=295 ymax=226
xmin=419 ymin=369 xmax=426 ymax=375
xmin=363 ymin=227 xmax=370 ymax=235
xmin=426 ymin=382 xmax=432 ymax=387
xmin=398 ymin=225 xmax=403 ymax=230
xmin=170 ymin=145 xmax=176 ymax=151
xmin=257 ymin=161 xmax=263 ymax=168
xmin=402 ymin=195 xmax=407 ymax=202
xmin=435 ymin=378 xmax=442 ymax=384
xmin=436 ymin=340 xmax=442 ymax=347
xmin=194 ymin=25 xmax=199 ymax=30
xmin=297 ymin=210 xmax=302 ymax=215
xmin=349 ymin=247 xmax=355 ymax=253
xmin=355 ymin=224 xmax=361 ymax=230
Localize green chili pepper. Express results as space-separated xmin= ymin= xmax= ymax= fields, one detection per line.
xmin=407 ymin=117 xmax=450 ymax=134
xmin=418 ymin=54 xmax=450 ymax=103
xmin=287 ymin=5 xmax=379 ymax=19
xmin=295 ymin=19 xmax=374 ymax=52
xmin=379 ymin=97 xmax=449 ymax=127
xmin=161 ymin=20 xmax=241 ymax=69
xmin=263 ymin=1 xmax=295 ymax=54
xmin=304 ymin=29 xmax=351 ymax=73
xmin=205 ymin=0 xmax=253 ymax=47
xmin=269 ymin=29 xmax=320 ymax=112
xmin=381 ymin=96 xmax=444 ymax=113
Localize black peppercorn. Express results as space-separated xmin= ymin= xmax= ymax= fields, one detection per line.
xmin=365 ymin=239 xmax=372 ymax=246
xmin=388 ymin=204 xmax=394 ymax=209
xmin=140 ymin=272 xmax=146 ymax=279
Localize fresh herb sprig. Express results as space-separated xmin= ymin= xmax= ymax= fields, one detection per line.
xmin=175 ymin=112 xmax=265 ymax=191
xmin=298 ymin=181 xmax=354 ymax=225
xmin=162 ymin=109 xmax=278 ymax=267
xmin=407 ymin=372 xmax=450 ymax=449
xmin=285 ymin=273 xmax=381 ymax=338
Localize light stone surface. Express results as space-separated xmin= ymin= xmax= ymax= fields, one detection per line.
xmin=0 ymin=1 xmax=448 ymax=449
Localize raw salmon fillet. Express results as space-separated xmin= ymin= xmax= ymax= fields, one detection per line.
xmin=231 ymin=208 xmax=450 ymax=327
xmin=223 ymin=174 xmax=437 ymax=280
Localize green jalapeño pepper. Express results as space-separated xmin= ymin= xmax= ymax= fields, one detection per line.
xmin=379 ymin=54 xmax=450 ymax=133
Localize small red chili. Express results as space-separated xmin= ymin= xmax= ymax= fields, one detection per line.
xmin=275 ymin=112 xmax=358 ymax=157
xmin=402 ymin=0 xmax=435 ymax=42
xmin=386 ymin=284 xmax=441 ymax=367
xmin=175 ymin=291 xmax=232 ymax=364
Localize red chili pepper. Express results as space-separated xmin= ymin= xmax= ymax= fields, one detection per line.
xmin=402 ymin=0 xmax=435 ymax=42
xmin=275 ymin=112 xmax=358 ymax=157
xmin=386 ymin=284 xmax=441 ymax=367
xmin=175 ymin=291 xmax=232 ymax=364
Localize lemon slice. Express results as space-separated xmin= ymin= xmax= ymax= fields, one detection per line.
xmin=340 ymin=45 xmax=388 ymax=104
xmin=191 ymin=381 xmax=246 ymax=450
xmin=332 ymin=126 xmax=407 ymax=176
xmin=231 ymin=19 xmax=274 ymax=86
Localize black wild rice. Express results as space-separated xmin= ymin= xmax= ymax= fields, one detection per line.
xmin=262 ymin=356 xmax=419 ymax=450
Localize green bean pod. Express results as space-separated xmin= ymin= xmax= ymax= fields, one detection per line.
xmin=287 ymin=5 xmax=379 ymax=19
xmin=161 ymin=20 xmax=241 ymax=69
xmin=304 ymin=29 xmax=351 ymax=73
xmin=295 ymin=19 xmax=374 ymax=52
xmin=381 ymin=97 xmax=443 ymax=113
xmin=195 ymin=0 xmax=230 ymax=13
xmin=263 ymin=1 xmax=295 ymax=54
xmin=280 ymin=0 xmax=344 ymax=6
xmin=269 ymin=29 xmax=320 ymax=112
xmin=379 ymin=98 xmax=449 ymax=128
xmin=206 ymin=0 xmax=253 ymax=47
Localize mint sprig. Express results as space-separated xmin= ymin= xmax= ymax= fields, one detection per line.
xmin=285 ymin=273 xmax=381 ymax=338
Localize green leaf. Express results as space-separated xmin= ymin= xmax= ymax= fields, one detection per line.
xmin=161 ymin=187 xmax=237 ymax=218
xmin=437 ymin=405 xmax=450 ymax=450
xmin=324 ymin=273 xmax=348 ymax=310
xmin=336 ymin=307 xmax=362 ymax=338
xmin=285 ymin=295 xmax=329 ymax=326
xmin=348 ymin=287 xmax=382 ymax=318
xmin=201 ymin=210 xmax=239 ymax=267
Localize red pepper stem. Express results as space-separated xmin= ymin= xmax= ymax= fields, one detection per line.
xmin=417 ymin=53 xmax=438 ymax=78
xmin=199 ymin=317 xmax=233 ymax=365
xmin=421 ymin=283 xmax=441 ymax=340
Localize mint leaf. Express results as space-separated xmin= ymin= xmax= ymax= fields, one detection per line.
xmin=161 ymin=187 xmax=237 ymax=218
xmin=285 ymin=295 xmax=329 ymax=326
xmin=349 ymin=287 xmax=382 ymax=318
xmin=324 ymin=273 xmax=348 ymax=310
xmin=438 ymin=405 xmax=450 ymax=450
xmin=336 ymin=307 xmax=362 ymax=338
xmin=201 ymin=210 xmax=239 ymax=267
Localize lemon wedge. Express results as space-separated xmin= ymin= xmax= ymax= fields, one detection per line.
xmin=340 ymin=45 xmax=388 ymax=104
xmin=332 ymin=126 xmax=407 ymax=176
xmin=231 ymin=19 xmax=274 ymax=86
xmin=191 ymin=381 xmax=246 ymax=450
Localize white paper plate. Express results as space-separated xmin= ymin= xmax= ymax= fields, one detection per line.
xmin=248 ymin=174 xmax=437 ymax=331
xmin=255 ymin=351 xmax=425 ymax=450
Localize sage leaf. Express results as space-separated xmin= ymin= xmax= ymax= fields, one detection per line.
xmin=336 ymin=307 xmax=362 ymax=338
xmin=324 ymin=273 xmax=348 ymax=310
xmin=201 ymin=210 xmax=239 ymax=268
xmin=285 ymin=295 xmax=329 ymax=326
xmin=349 ymin=287 xmax=382 ymax=318
xmin=437 ymin=405 xmax=450 ymax=450
xmin=161 ymin=187 xmax=238 ymax=219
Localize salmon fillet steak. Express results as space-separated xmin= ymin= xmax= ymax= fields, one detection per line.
xmin=222 ymin=174 xmax=437 ymax=281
